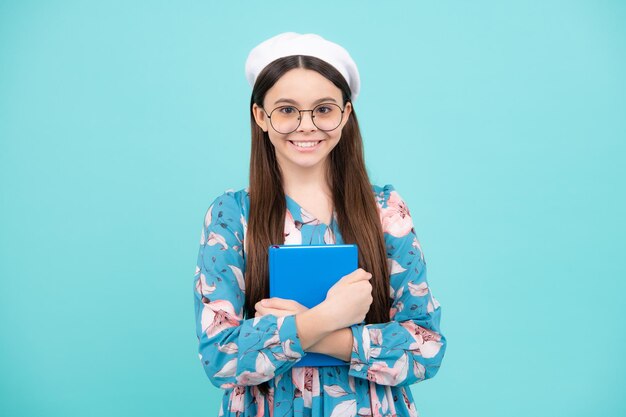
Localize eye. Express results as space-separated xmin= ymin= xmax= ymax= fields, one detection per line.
xmin=315 ymin=105 xmax=335 ymax=114
xmin=278 ymin=106 xmax=297 ymax=115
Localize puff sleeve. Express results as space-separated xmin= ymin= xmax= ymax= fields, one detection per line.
xmin=193 ymin=191 xmax=306 ymax=388
xmin=348 ymin=185 xmax=447 ymax=387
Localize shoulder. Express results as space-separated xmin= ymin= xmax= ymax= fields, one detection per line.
xmin=208 ymin=187 xmax=249 ymax=212
xmin=370 ymin=183 xmax=415 ymax=238
xmin=371 ymin=183 xmax=397 ymax=208
xmin=371 ymin=183 xmax=409 ymax=213
xmin=204 ymin=187 xmax=249 ymax=231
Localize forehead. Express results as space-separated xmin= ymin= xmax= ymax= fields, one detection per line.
xmin=264 ymin=68 xmax=342 ymax=106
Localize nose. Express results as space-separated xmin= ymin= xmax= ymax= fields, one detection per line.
xmin=297 ymin=110 xmax=317 ymax=132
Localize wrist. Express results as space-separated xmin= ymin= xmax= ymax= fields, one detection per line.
xmin=308 ymin=328 xmax=353 ymax=362
xmin=315 ymin=301 xmax=339 ymax=332
xmin=294 ymin=302 xmax=335 ymax=351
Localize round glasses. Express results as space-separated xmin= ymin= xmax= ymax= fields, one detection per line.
xmin=262 ymin=103 xmax=346 ymax=134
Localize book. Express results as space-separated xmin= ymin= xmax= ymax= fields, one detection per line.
xmin=268 ymin=243 xmax=358 ymax=367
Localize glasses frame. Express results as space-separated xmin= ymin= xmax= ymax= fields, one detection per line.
xmin=262 ymin=102 xmax=347 ymax=134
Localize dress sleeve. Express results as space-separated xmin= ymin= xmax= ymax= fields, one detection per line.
xmin=348 ymin=184 xmax=447 ymax=387
xmin=193 ymin=191 xmax=306 ymax=389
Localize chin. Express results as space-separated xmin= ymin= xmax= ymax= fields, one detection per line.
xmin=287 ymin=156 xmax=327 ymax=169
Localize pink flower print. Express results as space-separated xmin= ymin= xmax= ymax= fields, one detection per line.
xmin=368 ymin=381 xmax=384 ymax=417
xmin=200 ymin=203 xmax=217 ymax=244
xmin=276 ymin=315 xmax=285 ymax=331
xmin=375 ymin=190 xmax=387 ymax=207
xmin=366 ymin=353 xmax=408 ymax=386
xmin=227 ymin=264 xmax=245 ymax=294
xmin=200 ymin=298 xmax=240 ymax=338
xmin=427 ymin=294 xmax=441 ymax=313
xmin=387 ymin=258 xmax=407 ymax=275
xmin=413 ymin=360 xmax=426 ymax=380
xmin=240 ymin=212 xmax=248 ymax=237
xmin=329 ymin=399 xmax=356 ymax=417
xmin=284 ymin=209 xmax=302 ymax=244
xmin=252 ymin=385 xmax=273 ymax=417
xmin=228 ymin=385 xmax=246 ymax=416
xmin=380 ymin=191 xmax=413 ymax=238
xmin=400 ymin=321 xmax=443 ymax=358
xmin=236 ymin=370 xmax=268 ymax=385
xmin=235 ymin=351 xmax=277 ymax=385
xmin=276 ymin=339 xmax=303 ymax=361
xmin=407 ymin=281 xmax=428 ymax=297
xmin=300 ymin=207 xmax=322 ymax=226
xmin=370 ymin=328 xmax=383 ymax=345
xmin=384 ymin=386 xmax=398 ymax=417
xmin=195 ymin=270 xmax=216 ymax=297
xmin=412 ymin=236 xmax=424 ymax=263
xmin=251 ymin=386 xmax=264 ymax=417
xmin=204 ymin=203 xmax=213 ymax=229
xmin=292 ymin=367 xmax=307 ymax=404
xmin=297 ymin=367 xmax=320 ymax=408
xmin=207 ymin=231 xmax=228 ymax=250
xmin=303 ymin=367 xmax=314 ymax=407
xmin=389 ymin=301 xmax=404 ymax=320
xmin=311 ymin=367 xmax=320 ymax=396
xmin=323 ymin=225 xmax=336 ymax=244
xmin=324 ymin=384 xmax=350 ymax=398
xmin=292 ymin=367 xmax=320 ymax=407
xmin=401 ymin=387 xmax=418 ymax=417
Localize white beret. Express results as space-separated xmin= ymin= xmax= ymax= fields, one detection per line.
xmin=245 ymin=32 xmax=361 ymax=101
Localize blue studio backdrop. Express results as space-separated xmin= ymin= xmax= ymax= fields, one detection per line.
xmin=1 ymin=1 xmax=625 ymax=416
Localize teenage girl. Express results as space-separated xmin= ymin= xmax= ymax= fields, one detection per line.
xmin=193 ymin=32 xmax=446 ymax=417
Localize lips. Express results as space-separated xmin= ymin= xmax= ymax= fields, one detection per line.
xmin=287 ymin=140 xmax=323 ymax=151
xmin=289 ymin=140 xmax=321 ymax=148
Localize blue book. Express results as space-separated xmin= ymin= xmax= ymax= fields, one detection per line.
xmin=268 ymin=244 xmax=358 ymax=367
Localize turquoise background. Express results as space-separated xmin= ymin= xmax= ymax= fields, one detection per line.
xmin=1 ymin=1 xmax=625 ymax=416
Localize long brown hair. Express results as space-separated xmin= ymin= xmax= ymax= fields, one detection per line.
xmin=245 ymin=55 xmax=391 ymax=396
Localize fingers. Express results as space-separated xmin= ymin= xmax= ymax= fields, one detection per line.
xmin=255 ymin=307 xmax=292 ymax=318
xmin=257 ymin=297 xmax=283 ymax=309
xmin=343 ymin=268 xmax=373 ymax=283
xmin=255 ymin=297 xmax=295 ymax=312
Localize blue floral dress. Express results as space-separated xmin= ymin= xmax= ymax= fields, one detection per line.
xmin=193 ymin=184 xmax=446 ymax=417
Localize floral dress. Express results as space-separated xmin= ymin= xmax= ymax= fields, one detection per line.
xmin=193 ymin=184 xmax=446 ymax=417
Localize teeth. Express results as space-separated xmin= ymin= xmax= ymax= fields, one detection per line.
xmin=291 ymin=141 xmax=320 ymax=148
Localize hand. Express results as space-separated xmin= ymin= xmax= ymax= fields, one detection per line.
xmin=321 ymin=268 xmax=373 ymax=330
xmin=254 ymin=297 xmax=308 ymax=318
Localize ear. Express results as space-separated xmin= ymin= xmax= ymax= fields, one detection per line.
xmin=252 ymin=103 xmax=269 ymax=132
xmin=340 ymin=100 xmax=353 ymax=128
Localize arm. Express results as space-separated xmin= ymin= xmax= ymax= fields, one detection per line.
xmin=348 ymin=255 xmax=445 ymax=387
xmin=307 ymin=328 xmax=353 ymax=362
xmin=254 ymin=297 xmax=355 ymax=359
xmin=305 ymin=249 xmax=443 ymax=370
xmin=348 ymin=185 xmax=447 ymax=387
xmin=193 ymin=191 xmax=306 ymax=389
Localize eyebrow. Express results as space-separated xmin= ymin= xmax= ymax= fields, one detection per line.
xmin=273 ymin=97 xmax=338 ymax=106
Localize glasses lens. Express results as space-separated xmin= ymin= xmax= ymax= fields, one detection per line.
xmin=270 ymin=106 xmax=300 ymax=134
xmin=312 ymin=103 xmax=342 ymax=131
xmin=269 ymin=103 xmax=344 ymax=133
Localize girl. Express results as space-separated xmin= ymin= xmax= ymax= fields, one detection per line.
xmin=193 ymin=32 xmax=446 ymax=417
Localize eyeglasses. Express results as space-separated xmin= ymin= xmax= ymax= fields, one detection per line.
xmin=262 ymin=103 xmax=346 ymax=134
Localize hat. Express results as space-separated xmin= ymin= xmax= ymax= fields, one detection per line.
xmin=245 ymin=32 xmax=361 ymax=101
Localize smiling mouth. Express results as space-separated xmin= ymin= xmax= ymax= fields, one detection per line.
xmin=288 ymin=140 xmax=322 ymax=148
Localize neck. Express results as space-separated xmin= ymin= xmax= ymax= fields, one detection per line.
xmin=280 ymin=158 xmax=332 ymax=198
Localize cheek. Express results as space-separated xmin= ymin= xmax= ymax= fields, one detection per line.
xmin=267 ymin=131 xmax=287 ymax=147
xmin=327 ymin=131 xmax=343 ymax=146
